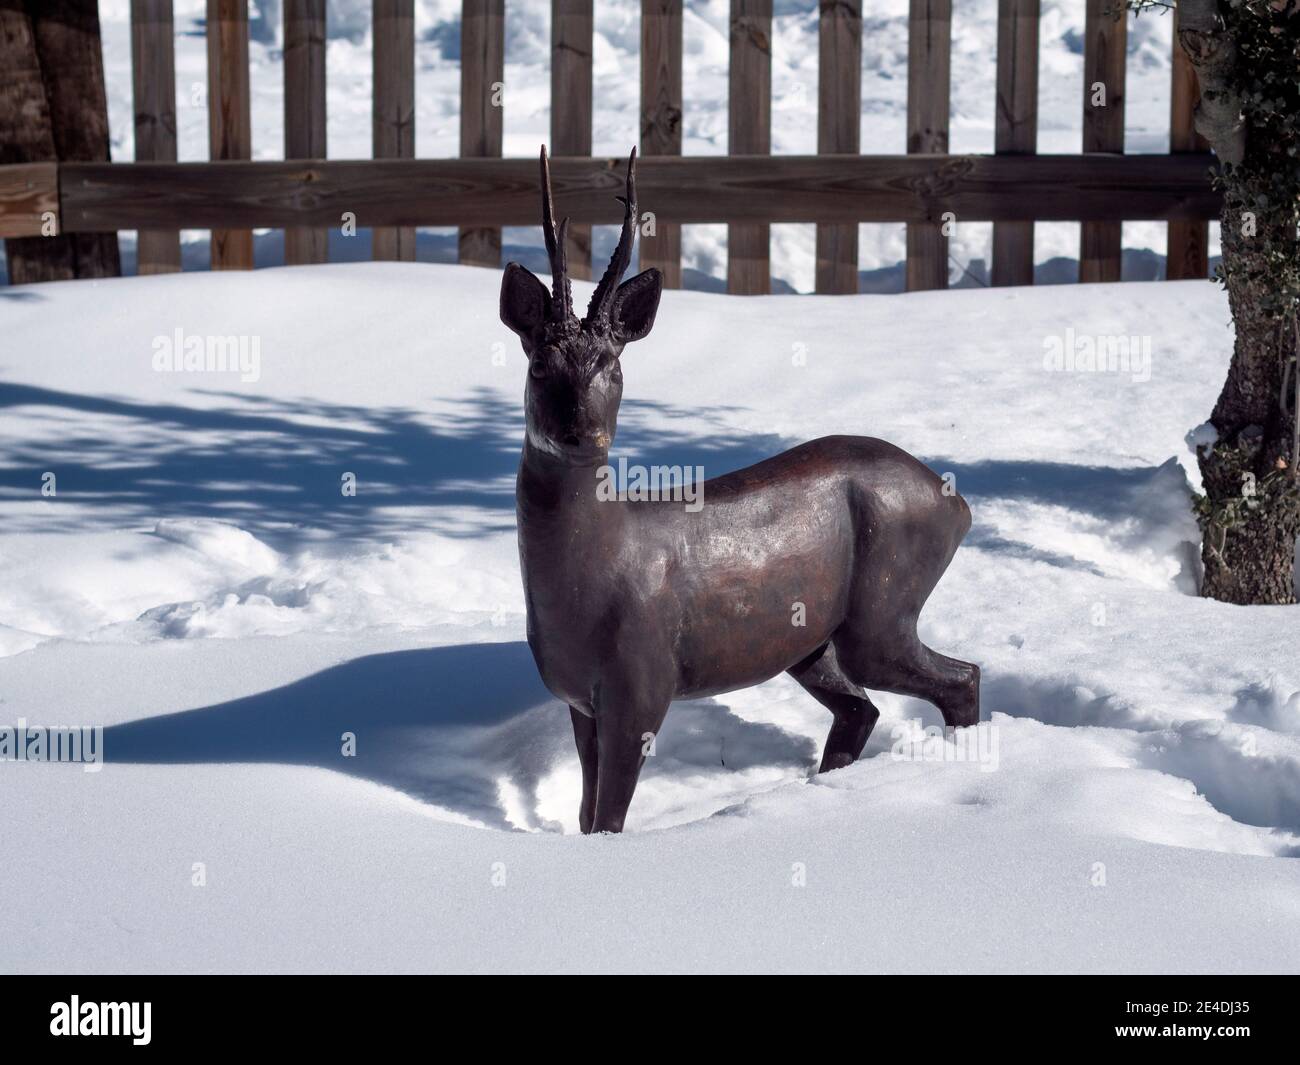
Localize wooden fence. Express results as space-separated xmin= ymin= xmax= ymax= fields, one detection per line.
xmin=0 ymin=0 xmax=1220 ymax=294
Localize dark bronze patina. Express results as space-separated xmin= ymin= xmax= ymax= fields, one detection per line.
xmin=501 ymin=147 xmax=980 ymax=834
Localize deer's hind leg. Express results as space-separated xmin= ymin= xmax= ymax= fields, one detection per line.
xmin=835 ymin=624 xmax=979 ymax=729
xmin=833 ymin=564 xmax=979 ymax=729
xmin=788 ymin=642 xmax=881 ymax=773
xmin=833 ymin=505 xmax=980 ymax=729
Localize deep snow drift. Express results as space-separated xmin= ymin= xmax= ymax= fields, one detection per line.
xmin=2 ymin=263 xmax=1298 ymax=973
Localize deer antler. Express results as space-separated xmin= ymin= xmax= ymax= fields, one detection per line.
xmin=540 ymin=146 xmax=574 ymax=321
xmin=584 ymin=147 xmax=638 ymax=331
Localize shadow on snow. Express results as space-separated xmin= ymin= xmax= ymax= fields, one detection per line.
xmin=0 ymin=382 xmax=786 ymax=544
xmin=0 ymin=380 xmax=1169 ymax=548
xmin=103 ymin=640 xmax=817 ymax=831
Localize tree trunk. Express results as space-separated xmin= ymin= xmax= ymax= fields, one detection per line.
xmin=1196 ymin=270 xmax=1298 ymax=604
xmin=0 ymin=0 xmax=120 ymax=283
xmin=1179 ymin=0 xmax=1299 ymax=604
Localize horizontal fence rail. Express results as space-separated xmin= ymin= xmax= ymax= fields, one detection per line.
xmin=0 ymin=1 xmax=1221 ymax=291
xmin=0 ymin=154 xmax=1221 ymax=238
xmin=0 ymin=164 xmax=59 ymax=237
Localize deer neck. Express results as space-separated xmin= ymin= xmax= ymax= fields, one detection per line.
xmin=516 ymin=439 xmax=619 ymax=546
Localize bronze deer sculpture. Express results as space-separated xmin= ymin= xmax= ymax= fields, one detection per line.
xmin=501 ymin=147 xmax=980 ymax=834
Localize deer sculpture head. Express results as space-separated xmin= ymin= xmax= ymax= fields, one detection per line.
xmin=500 ymin=147 xmax=663 ymax=463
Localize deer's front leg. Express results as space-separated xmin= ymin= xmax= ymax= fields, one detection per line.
xmin=591 ymin=682 xmax=671 ymax=835
xmin=569 ymin=705 xmax=598 ymax=835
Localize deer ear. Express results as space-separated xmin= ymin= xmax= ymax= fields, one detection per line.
xmin=500 ymin=262 xmax=551 ymax=338
xmin=610 ymin=268 xmax=663 ymax=344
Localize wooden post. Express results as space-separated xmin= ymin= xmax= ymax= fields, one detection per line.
xmin=905 ymin=0 xmax=950 ymax=292
xmin=132 ymin=0 xmax=181 ymax=274
xmin=0 ymin=6 xmax=52 ymax=169
xmin=0 ymin=3 xmax=62 ymax=283
xmin=991 ymin=0 xmax=1038 ymax=287
xmin=640 ymin=0 xmax=682 ymax=288
xmin=459 ymin=0 xmax=504 ymax=269
xmin=551 ymin=0 xmax=593 ymax=279
xmin=1 ymin=1 xmax=121 ymax=283
xmin=1080 ymin=0 xmax=1125 ymax=283
xmin=815 ymin=0 xmax=861 ymax=294
xmin=284 ymin=0 xmax=327 ymax=265
xmin=728 ymin=0 xmax=771 ymax=295
xmin=1167 ymin=2 xmax=1209 ymax=281
xmin=207 ymin=0 xmax=253 ymax=269
xmin=372 ymin=0 xmax=415 ymax=261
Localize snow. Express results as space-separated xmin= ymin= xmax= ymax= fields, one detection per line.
xmin=3 ymin=262 xmax=1299 ymax=973
xmin=85 ymin=1 xmax=1217 ymax=290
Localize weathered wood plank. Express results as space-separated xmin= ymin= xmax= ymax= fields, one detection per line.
xmin=1166 ymin=216 xmax=1209 ymax=281
xmin=0 ymin=163 xmax=59 ymax=239
xmin=906 ymin=0 xmax=950 ymax=291
xmin=815 ymin=0 xmax=861 ymax=294
xmin=1167 ymin=2 xmax=1209 ymax=282
xmin=284 ymin=0 xmax=327 ymax=265
xmin=640 ymin=0 xmax=683 ymax=288
xmin=132 ymin=0 xmax=182 ymax=274
xmin=1080 ymin=0 xmax=1126 ymax=283
xmin=991 ymin=0 xmax=1038 ymax=287
xmin=728 ymin=0 xmax=771 ymax=295
xmin=0 ymin=5 xmax=56 ymax=166
xmin=2 ymin=2 xmax=120 ymax=282
xmin=49 ymin=154 xmax=1222 ymax=232
xmin=372 ymin=0 xmax=415 ymax=261
xmin=207 ymin=0 xmax=253 ymax=269
xmin=552 ymin=0 xmax=593 ymax=278
xmin=42 ymin=4 xmax=123 ymax=280
xmin=459 ymin=0 xmax=505 ymax=269
xmin=0 ymin=4 xmax=61 ymax=272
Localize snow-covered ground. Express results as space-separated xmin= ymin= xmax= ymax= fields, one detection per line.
xmin=2 ymin=262 xmax=1299 ymax=973
xmin=81 ymin=0 xmax=1215 ymax=289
